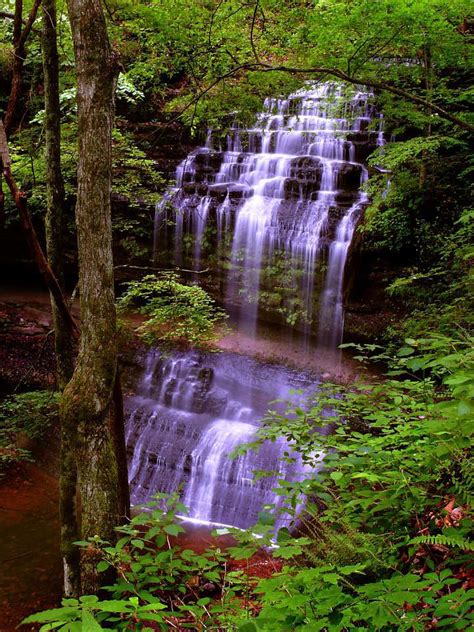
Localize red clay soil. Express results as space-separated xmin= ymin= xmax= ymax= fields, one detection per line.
xmin=173 ymin=523 xmax=283 ymax=578
xmin=0 ymin=466 xmax=281 ymax=631
xmin=0 ymin=463 xmax=62 ymax=631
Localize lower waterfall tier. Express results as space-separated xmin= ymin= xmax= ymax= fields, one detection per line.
xmin=126 ymin=349 xmax=319 ymax=529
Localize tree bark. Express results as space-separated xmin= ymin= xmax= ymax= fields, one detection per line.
xmin=41 ymin=0 xmax=81 ymax=596
xmin=42 ymin=0 xmax=75 ymax=388
xmin=419 ymin=43 xmax=433 ymax=189
xmin=63 ymin=0 xmax=129 ymax=593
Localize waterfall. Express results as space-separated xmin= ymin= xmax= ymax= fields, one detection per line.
xmin=154 ymin=81 xmax=383 ymax=343
xmin=126 ymin=350 xmax=316 ymax=528
xmin=127 ymin=83 xmax=383 ymax=529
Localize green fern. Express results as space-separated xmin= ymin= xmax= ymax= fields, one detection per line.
xmin=411 ymin=534 xmax=474 ymax=551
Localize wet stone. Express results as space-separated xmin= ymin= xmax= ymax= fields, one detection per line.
xmin=336 ymin=163 xmax=364 ymax=190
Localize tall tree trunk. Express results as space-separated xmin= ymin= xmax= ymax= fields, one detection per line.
xmin=419 ymin=42 xmax=433 ymax=189
xmin=42 ymin=0 xmax=75 ymax=387
xmin=41 ymin=0 xmax=80 ymax=597
xmin=4 ymin=0 xmax=24 ymax=135
xmin=62 ymin=0 xmax=129 ymax=593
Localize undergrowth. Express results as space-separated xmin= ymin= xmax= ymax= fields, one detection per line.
xmin=24 ymin=330 xmax=474 ymax=630
xmin=0 ymin=390 xmax=59 ymax=476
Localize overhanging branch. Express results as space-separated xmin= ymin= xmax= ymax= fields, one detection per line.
xmin=167 ymin=61 xmax=473 ymax=134
xmin=0 ymin=120 xmax=78 ymax=336
xmin=256 ymin=63 xmax=474 ymax=133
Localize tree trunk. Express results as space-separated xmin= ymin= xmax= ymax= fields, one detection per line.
xmin=41 ymin=0 xmax=81 ymax=597
xmin=419 ymin=42 xmax=433 ymax=189
xmin=42 ymin=0 xmax=75 ymax=387
xmin=62 ymin=0 xmax=129 ymax=593
xmin=4 ymin=0 xmax=24 ymax=135
xmin=4 ymin=0 xmax=42 ymax=136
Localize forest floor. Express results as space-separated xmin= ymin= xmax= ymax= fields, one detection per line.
xmin=0 ymin=289 xmax=62 ymax=629
xmin=0 ymin=289 xmax=57 ymax=394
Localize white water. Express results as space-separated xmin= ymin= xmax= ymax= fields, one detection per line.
xmin=126 ymin=350 xmax=317 ymax=528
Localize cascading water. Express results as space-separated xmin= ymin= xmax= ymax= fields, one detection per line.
xmin=126 ymin=350 xmax=316 ymax=528
xmin=154 ymin=82 xmax=382 ymax=344
xmin=128 ymin=83 xmax=383 ymax=528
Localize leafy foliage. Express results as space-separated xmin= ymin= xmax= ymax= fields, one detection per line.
xmin=117 ymin=273 xmax=227 ymax=348
xmin=25 ymin=329 xmax=474 ymax=630
xmin=0 ymin=390 xmax=59 ymax=474
xmin=22 ymin=494 xmax=267 ymax=630
xmin=4 ymin=0 xmax=473 ymax=629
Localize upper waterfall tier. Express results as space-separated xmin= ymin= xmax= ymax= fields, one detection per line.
xmin=154 ymin=82 xmax=383 ymax=345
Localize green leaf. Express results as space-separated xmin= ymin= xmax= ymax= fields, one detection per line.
xmin=96 ymin=561 xmax=109 ymax=573
xmin=239 ymin=623 xmax=258 ymax=632
xmin=82 ymin=609 xmax=105 ymax=631
xmin=458 ymin=400 xmax=474 ymax=416
xmin=22 ymin=608 xmax=79 ymax=624
xmin=138 ymin=602 xmax=167 ymax=611
xmin=397 ymin=346 xmax=415 ymax=357
xmin=164 ymin=523 xmax=184 ymax=536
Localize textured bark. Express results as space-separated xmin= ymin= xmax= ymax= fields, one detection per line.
xmin=0 ymin=177 xmax=4 ymax=229
xmin=419 ymin=43 xmax=433 ymax=189
xmin=41 ymin=0 xmax=80 ymax=596
xmin=63 ymin=0 xmax=129 ymax=593
xmin=42 ymin=0 xmax=75 ymax=387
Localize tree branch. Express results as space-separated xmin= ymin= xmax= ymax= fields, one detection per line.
xmin=250 ymin=0 xmax=260 ymax=63
xmin=114 ymin=264 xmax=210 ymax=274
xmin=255 ymin=63 xmax=474 ymax=132
xmin=0 ymin=10 xmax=17 ymax=20
xmin=160 ymin=60 xmax=473 ymax=134
xmin=19 ymin=0 xmax=42 ymax=47
xmin=4 ymin=0 xmax=42 ymax=135
xmin=0 ymin=120 xmax=78 ymax=335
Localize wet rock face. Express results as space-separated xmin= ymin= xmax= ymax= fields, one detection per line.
xmin=154 ymin=83 xmax=384 ymax=341
xmin=145 ymin=356 xmax=216 ymax=414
